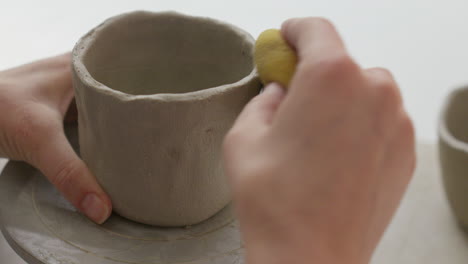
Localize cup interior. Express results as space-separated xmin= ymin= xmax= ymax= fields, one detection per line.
xmin=443 ymin=88 xmax=468 ymax=144
xmin=82 ymin=12 xmax=254 ymax=95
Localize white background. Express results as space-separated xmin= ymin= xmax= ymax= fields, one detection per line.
xmin=2 ymin=0 xmax=468 ymax=262
xmin=2 ymin=0 xmax=468 ymax=142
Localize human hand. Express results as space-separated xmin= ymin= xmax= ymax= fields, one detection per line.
xmin=223 ymin=18 xmax=415 ymax=264
xmin=0 ymin=53 xmax=111 ymax=224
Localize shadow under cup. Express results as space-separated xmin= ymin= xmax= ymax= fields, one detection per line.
xmin=439 ymin=86 xmax=468 ymax=229
xmin=72 ymin=11 xmax=260 ymax=226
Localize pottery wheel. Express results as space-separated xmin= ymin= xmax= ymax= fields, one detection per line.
xmin=0 ymin=124 xmax=244 ymax=264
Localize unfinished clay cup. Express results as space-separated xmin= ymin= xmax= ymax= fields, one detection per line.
xmin=439 ymin=85 xmax=468 ymax=229
xmin=72 ymin=11 xmax=260 ymax=226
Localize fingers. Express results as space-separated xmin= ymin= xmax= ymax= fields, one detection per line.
xmin=365 ymin=67 xmax=413 ymax=174
xmin=223 ymin=83 xmax=285 ymax=166
xmin=277 ymin=17 xmax=362 ymax=114
xmin=367 ymin=67 xmax=402 ymax=108
xmin=6 ymin=53 xmax=75 ymax=118
xmin=281 ymin=17 xmax=348 ymax=64
xmin=33 ymin=128 xmax=112 ymax=224
xmin=370 ymin=110 xmax=415 ymax=247
xmin=363 ymin=67 xmax=405 ymax=140
xmin=34 ymin=53 xmax=74 ymax=117
xmin=233 ymin=83 xmax=286 ymax=131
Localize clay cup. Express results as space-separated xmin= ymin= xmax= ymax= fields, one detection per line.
xmin=439 ymin=85 xmax=468 ymax=230
xmin=72 ymin=11 xmax=260 ymax=226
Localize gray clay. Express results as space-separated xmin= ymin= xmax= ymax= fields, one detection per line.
xmin=439 ymin=85 xmax=468 ymax=228
xmin=0 ymin=124 xmax=245 ymax=264
xmin=72 ymin=11 xmax=261 ymax=226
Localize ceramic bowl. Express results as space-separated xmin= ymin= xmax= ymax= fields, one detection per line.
xmin=439 ymin=85 xmax=468 ymax=228
xmin=72 ymin=11 xmax=261 ymax=226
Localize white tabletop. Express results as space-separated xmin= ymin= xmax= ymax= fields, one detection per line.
xmin=2 ymin=0 xmax=468 ymax=262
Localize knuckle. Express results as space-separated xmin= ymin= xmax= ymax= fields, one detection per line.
xmin=297 ymin=54 xmax=361 ymax=99
xmin=378 ymin=80 xmax=402 ymax=109
xmin=282 ymin=17 xmax=299 ymax=32
xmin=399 ymin=113 xmax=415 ymax=142
xmin=320 ymin=54 xmax=359 ymax=77
xmin=302 ymin=54 xmax=359 ymax=81
xmin=289 ymin=17 xmax=336 ymax=32
xmin=12 ymin=108 xmax=41 ymax=154
xmin=11 ymin=106 xmax=57 ymax=162
xmin=368 ymin=68 xmax=401 ymax=106
xmin=310 ymin=17 xmax=336 ymax=31
xmin=372 ymin=67 xmax=394 ymax=79
xmin=50 ymin=160 xmax=80 ymax=191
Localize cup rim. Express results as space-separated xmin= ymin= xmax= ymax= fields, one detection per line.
xmin=72 ymin=10 xmax=258 ymax=102
xmin=438 ymin=84 xmax=468 ymax=151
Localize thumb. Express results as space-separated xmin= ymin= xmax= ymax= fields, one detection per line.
xmin=234 ymin=82 xmax=286 ymax=130
xmin=33 ymin=129 xmax=112 ymax=224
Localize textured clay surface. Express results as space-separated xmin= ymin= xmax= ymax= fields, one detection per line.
xmin=439 ymin=85 xmax=468 ymax=228
xmin=72 ymin=11 xmax=261 ymax=226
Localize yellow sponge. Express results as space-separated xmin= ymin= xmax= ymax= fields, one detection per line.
xmin=254 ymin=29 xmax=298 ymax=88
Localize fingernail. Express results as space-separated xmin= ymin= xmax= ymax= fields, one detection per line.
xmin=81 ymin=193 xmax=110 ymax=224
